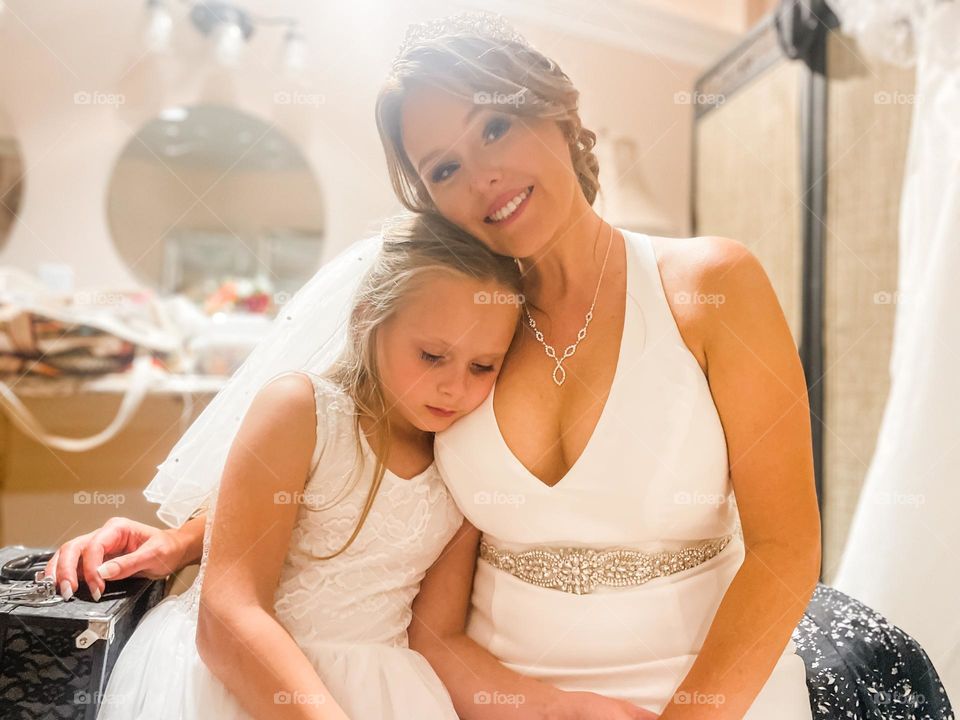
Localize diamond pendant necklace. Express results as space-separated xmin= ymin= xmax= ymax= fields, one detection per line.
xmin=521 ymin=222 xmax=614 ymax=387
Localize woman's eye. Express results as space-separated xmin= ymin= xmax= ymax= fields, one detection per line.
xmin=430 ymin=163 xmax=458 ymax=184
xmin=427 ymin=117 xmax=510 ymax=184
xmin=472 ymin=363 xmax=495 ymax=374
xmin=483 ymin=116 xmax=511 ymax=143
xmin=420 ymin=351 xmax=443 ymax=364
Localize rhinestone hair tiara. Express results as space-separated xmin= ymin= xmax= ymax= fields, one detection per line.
xmin=392 ymin=10 xmax=533 ymax=66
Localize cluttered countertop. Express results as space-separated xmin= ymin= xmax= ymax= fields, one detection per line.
xmin=0 ymin=267 xmax=275 ymax=449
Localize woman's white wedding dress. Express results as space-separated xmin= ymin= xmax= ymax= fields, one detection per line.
xmin=97 ymin=373 xmax=464 ymax=720
xmin=434 ymin=228 xmax=813 ymax=718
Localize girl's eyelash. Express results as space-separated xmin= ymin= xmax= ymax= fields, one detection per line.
xmin=420 ymin=351 xmax=496 ymax=374
xmin=429 ymin=116 xmax=512 ymax=184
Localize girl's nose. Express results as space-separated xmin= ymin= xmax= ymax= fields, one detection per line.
xmin=437 ymin=365 xmax=468 ymax=399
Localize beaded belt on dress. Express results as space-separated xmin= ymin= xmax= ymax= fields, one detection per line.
xmin=478 ymin=534 xmax=735 ymax=595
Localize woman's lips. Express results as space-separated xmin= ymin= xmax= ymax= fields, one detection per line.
xmin=484 ymin=185 xmax=534 ymax=226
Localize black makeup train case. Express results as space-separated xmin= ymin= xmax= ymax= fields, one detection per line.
xmin=0 ymin=544 xmax=167 ymax=719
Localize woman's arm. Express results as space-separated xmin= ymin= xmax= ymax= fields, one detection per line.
xmin=45 ymin=513 xmax=207 ymax=601
xmin=409 ymin=519 xmax=654 ymax=720
xmin=657 ymin=237 xmax=821 ymax=720
xmin=195 ymin=373 xmax=350 ymax=720
xmin=173 ymin=512 xmax=207 ymax=567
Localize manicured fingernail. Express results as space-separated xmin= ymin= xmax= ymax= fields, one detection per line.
xmin=59 ymin=580 xmax=73 ymax=601
xmin=91 ymin=586 xmax=101 ymax=602
xmin=97 ymin=562 xmax=118 ymax=579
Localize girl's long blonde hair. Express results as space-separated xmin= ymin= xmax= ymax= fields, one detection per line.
xmin=375 ymin=16 xmax=601 ymax=214
xmin=317 ymin=212 xmax=522 ymax=558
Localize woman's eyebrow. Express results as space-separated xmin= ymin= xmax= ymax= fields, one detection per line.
xmin=416 ymin=105 xmax=487 ymax=173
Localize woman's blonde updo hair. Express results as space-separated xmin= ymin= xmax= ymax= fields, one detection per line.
xmin=317 ymin=211 xmax=522 ymax=559
xmin=375 ymin=11 xmax=601 ymax=214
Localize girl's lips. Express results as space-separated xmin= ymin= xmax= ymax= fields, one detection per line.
xmin=484 ymin=186 xmax=534 ymax=225
xmin=426 ymin=405 xmax=455 ymax=418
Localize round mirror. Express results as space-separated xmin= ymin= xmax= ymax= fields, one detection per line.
xmin=0 ymin=109 xmax=25 ymax=252
xmin=106 ymin=105 xmax=325 ymax=313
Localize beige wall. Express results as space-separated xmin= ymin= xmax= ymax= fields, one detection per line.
xmin=641 ymin=0 xmax=779 ymax=32
xmin=521 ymin=24 xmax=701 ymax=235
xmin=745 ymin=0 xmax=780 ymax=27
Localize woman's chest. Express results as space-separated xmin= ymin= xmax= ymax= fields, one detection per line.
xmin=493 ymin=298 xmax=627 ymax=488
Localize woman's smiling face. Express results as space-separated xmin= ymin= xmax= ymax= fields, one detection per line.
xmin=400 ymin=83 xmax=582 ymax=260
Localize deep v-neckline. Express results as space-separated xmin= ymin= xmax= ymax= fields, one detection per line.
xmin=486 ymin=229 xmax=637 ymax=491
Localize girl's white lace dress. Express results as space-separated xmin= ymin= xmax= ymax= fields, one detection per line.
xmin=97 ymin=373 xmax=464 ymax=719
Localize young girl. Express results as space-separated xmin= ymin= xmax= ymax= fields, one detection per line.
xmin=95 ymin=211 xmax=523 ymax=720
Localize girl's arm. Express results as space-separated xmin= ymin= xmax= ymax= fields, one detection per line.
xmin=195 ymin=373 xmax=350 ymax=720
xmin=408 ymin=519 xmax=654 ymax=720
xmin=656 ymin=238 xmax=821 ymax=720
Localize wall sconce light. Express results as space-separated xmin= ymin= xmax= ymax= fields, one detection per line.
xmin=142 ymin=0 xmax=307 ymax=72
xmin=281 ymin=28 xmax=307 ymax=72
xmin=190 ymin=2 xmax=253 ymax=66
xmin=144 ymin=0 xmax=174 ymax=53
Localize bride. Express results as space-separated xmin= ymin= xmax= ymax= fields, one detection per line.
xmin=42 ymin=11 xmax=951 ymax=720
xmin=371 ymin=16 xmax=816 ymax=719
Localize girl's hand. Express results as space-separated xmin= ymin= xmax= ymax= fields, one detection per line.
xmin=545 ymin=690 xmax=659 ymax=719
xmin=43 ymin=517 xmax=194 ymax=601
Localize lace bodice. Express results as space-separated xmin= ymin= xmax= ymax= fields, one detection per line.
xmin=180 ymin=372 xmax=464 ymax=651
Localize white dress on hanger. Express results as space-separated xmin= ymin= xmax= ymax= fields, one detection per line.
xmin=830 ymin=0 xmax=960 ymax=704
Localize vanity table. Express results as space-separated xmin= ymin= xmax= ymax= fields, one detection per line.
xmin=0 ymin=371 xmax=225 ymax=593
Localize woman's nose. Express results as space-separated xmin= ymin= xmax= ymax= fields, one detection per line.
xmin=469 ymin=161 xmax=503 ymax=194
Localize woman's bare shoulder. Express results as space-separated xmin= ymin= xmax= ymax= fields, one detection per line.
xmin=649 ymin=234 xmax=752 ymax=376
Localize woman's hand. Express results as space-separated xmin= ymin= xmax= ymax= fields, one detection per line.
xmin=43 ymin=515 xmax=203 ymax=601
xmin=407 ymin=519 xmax=658 ymax=720
xmin=546 ymin=691 xmax=659 ymax=719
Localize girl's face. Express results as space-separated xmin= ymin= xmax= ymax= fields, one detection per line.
xmin=400 ymin=83 xmax=584 ymax=260
xmin=375 ymin=271 xmax=520 ymax=434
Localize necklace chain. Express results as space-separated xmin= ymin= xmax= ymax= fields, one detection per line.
xmin=521 ymin=223 xmax=614 ymax=387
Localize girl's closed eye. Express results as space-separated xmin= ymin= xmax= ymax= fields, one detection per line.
xmin=429 ymin=115 xmax=512 ymax=184
xmin=419 ymin=351 xmax=496 ymax=374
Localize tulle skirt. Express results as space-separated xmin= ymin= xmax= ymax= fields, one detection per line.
xmin=96 ymin=592 xmax=459 ymax=720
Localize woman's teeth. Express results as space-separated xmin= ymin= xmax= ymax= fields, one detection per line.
xmin=486 ymin=187 xmax=531 ymax=223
